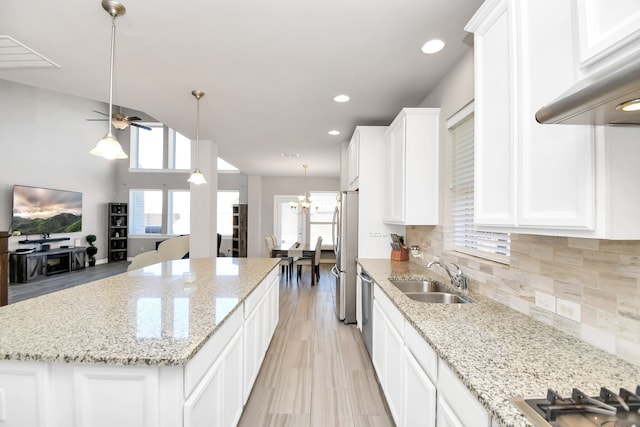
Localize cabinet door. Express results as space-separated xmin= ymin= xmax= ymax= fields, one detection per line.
xmin=348 ymin=131 xmax=360 ymax=190
xmin=436 ymin=396 xmax=464 ymax=427
xmin=372 ymin=294 xmax=404 ymax=426
xmin=516 ymin=0 xmax=594 ymax=229
xmin=471 ymin=0 xmax=516 ymax=226
xmin=184 ymin=327 xmax=244 ymax=427
xmin=0 ymin=361 xmax=49 ymax=427
xmin=576 ymin=0 xmax=640 ymax=70
xmin=403 ymin=347 xmax=436 ymax=427
xmin=243 ymin=295 xmax=265 ymax=402
xmin=384 ymin=313 xmax=404 ymax=426
xmin=382 ymin=120 xmax=406 ymax=223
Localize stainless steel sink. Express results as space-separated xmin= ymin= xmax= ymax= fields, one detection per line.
xmin=404 ymin=292 xmax=470 ymax=304
xmin=389 ymin=279 xmax=471 ymax=304
xmin=390 ymin=280 xmax=450 ymax=293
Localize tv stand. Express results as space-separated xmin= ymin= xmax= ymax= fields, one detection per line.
xmin=18 ymin=237 xmax=71 ymax=245
xmin=10 ymin=247 xmax=86 ymax=284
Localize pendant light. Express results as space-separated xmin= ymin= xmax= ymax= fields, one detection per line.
xmin=188 ymin=90 xmax=207 ymax=185
xmin=90 ymin=0 xmax=128 ymax=160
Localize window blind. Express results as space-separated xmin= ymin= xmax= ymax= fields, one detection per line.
xmin=450 ymin=114 xmax=510 ymax=261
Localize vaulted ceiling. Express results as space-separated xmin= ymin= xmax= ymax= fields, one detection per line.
xmin=0 ymin=0 xmax=482 ymax=177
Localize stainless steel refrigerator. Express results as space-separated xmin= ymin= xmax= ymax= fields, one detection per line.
xmin=331 ymin=191 xmax=358 ymax=323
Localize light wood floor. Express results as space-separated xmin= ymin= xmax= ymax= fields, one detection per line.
xmin=239 ymin=266 xmax=395 ymax=427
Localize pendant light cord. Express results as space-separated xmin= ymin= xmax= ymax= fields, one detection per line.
xmin=107 ymin=14 xmax=117 ymax=138
xmin=195 ymin=94 xmax=200 ymax=169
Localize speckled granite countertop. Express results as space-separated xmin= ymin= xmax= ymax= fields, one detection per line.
xmin=357 ymin=258 xmax=640 ymax=427
xmin=0 ymin=257 xmax=278 ymax=366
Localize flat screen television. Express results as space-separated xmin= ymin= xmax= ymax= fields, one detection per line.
xmin=12 ymin=185 xmax=82 ymax=235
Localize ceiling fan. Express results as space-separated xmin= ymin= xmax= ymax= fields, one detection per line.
xmin=86 ymin=110 xmax=152 ymax=131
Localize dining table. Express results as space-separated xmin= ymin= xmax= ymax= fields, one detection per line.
xmin=271 ymin=242 xmax=318 ymax=285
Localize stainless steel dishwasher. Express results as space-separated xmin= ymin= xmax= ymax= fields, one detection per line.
xmin=359 ymin=270 xmax=373 ymax=359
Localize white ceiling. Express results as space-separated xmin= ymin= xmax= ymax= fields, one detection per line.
xmin=0 ymin=0 xmax=482 ymax=178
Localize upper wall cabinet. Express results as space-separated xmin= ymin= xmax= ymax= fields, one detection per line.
xmin=467 ymin=0 xmax=640 ymax=239
xmin=348 ymin=130 xmax=361 ymax=190
xmin=382 ymin=108 xmax=440 ymax=225
xmin=575 ymin=0 xmax=640 ymax=74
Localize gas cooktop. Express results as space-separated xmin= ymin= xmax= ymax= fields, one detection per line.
xmin=512 ymin=386 xmax=640 ymax=427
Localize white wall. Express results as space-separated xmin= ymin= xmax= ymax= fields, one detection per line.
xmin=0 ymin=79 xmax=117 ymax=261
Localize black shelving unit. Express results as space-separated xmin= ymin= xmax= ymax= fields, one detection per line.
xmin=232 ymin=204 xmax=247 ymax=257
xmin=108 ymin=203 xmax=128 ymax=262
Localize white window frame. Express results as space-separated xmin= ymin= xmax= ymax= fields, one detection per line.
xmin=446 ymin=102 xmax=510 ymax=264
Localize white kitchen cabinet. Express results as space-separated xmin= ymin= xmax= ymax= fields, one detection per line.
xmin=185 ymin=326 xmax=244 ymax=427
xmin=403 ymin=322 xmax=437 ymax=427
xmin=437 ymin=360 xmax=491 ymax=427
xmin=436 ymin=396 xmax=464 ymax=427
xmin=348 ymin=130 xmax=360 ymax=190
xmin=575 ymin=0 xmax=640 ymax=73
xmin=372 ymin=285 xmax=405 ymax=426
xmin=351 ymin=126 xmax=405 ymax=258
xmin=0 ymin=361 xmax=49 ymax=427
xmin=403 ymin=346 xmax=436 ymax=427
xmin=467 ymin=0 xmax=595 ymax=232
xmin=467 ymin=0 xmax=640 ymax=239
xmin=243 ymin=267 xmax=279 ymax=403
xmin=382 ymin=108 xmax=440 ymax=225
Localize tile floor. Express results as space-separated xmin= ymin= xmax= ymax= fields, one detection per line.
xmin=239 ymin=266 xmax=394 ymax=427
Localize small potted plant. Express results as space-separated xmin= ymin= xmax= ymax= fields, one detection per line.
xmin=86 ymin=234 xmax=98 ymax=266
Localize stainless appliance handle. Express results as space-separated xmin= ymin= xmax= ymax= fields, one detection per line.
xmin=331 ymin=264 xmax=339 ymax=278
xmin=332 ymin=206 xmax=339 ymax=255
xmin=357 ymin=273 xmax=372 ymax=284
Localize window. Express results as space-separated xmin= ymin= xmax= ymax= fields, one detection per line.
xmin=169 ymin=129 xmax=191 ymax=170
xmin=131 ymin=124 xmax=164 ymax=169
xmin=130 ymin=125 xmax=191 ymax=170
xmin=449 ymin=108 xmax=510 ymax=262
xmin=168 ymin=190 xmax=190 ymax=234
xmin=129 ymin=190 xmax=163 ymax=234
xmin=309 ymin=191 xmax=338 ymax=247
xmin=217 ymin=191 xmax=240 ymax=236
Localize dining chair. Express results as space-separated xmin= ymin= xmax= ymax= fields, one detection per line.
xmin=294 ymin=236 xmax=323 ymax=285
xmin=265 ymin=237 xmax=293 ymax=280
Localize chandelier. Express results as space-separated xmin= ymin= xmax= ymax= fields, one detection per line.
xmin=290 ymin=164 xmax=317 ymax=215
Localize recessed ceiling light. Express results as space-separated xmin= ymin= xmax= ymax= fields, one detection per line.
xmin=616 ymin=98 xmax=640 ymax=112
xmin=328 ymin=130 xmax=340 ymax=136
xmin=281 ymin=153 xmax=301 ymax=158
xmin=421 ymin=39 xmax=445 ymax=54
xmin=333 ymin=94 xmax=350 ymax=103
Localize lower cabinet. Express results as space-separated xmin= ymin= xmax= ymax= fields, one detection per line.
xmin=184 ymin=326 xmax=244 ymax=427
xmin=437 ymin=360 xmax=491 ymax=427
xmin=0 ymin=266 xmax=280 ymax=427
xmin=371 ymin=281 xmax=489 ymax=427
xmin=243 ymin=267 xmax=279 ymax=403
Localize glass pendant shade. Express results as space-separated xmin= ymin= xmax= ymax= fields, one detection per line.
xmin=90 ymin=132 xmax=128 ymax=159
xmin=187 ymin=168 xmax=207 ymax=185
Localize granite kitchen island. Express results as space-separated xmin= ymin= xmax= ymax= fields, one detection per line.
xmin=0 ymin=257 xmax=280 ymax=427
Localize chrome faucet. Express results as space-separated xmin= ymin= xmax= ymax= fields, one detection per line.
xmin=427 ymin=261 xmax=468 ymax=295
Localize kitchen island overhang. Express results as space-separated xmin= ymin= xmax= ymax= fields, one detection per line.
xmin=0 ymin=257 xmax=280 ymax=427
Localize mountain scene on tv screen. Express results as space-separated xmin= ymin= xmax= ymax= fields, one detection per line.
xmin=13 ymin=213 xmax=82 ymax=234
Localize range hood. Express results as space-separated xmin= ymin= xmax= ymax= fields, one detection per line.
xmin=535 ymin=55 xmax=640 ymax=125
